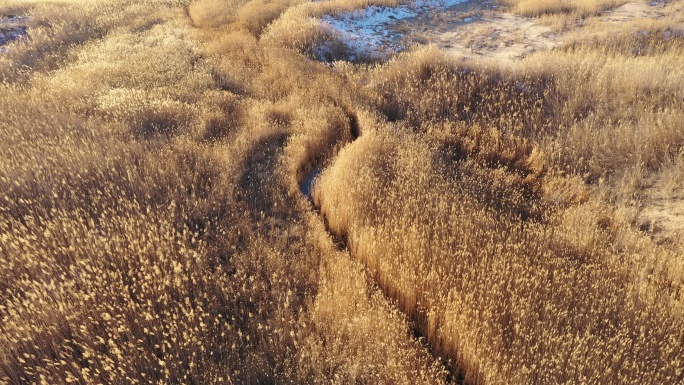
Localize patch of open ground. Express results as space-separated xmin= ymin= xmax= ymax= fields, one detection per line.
xmin=601 ymin=0 xmax=670 ymax=22
xmin=322 ymin=0 xmax=680 ymax=61
xmin=423 ymin=0 xmax=679 ymax=61
xmin=424 ymin=10 xmax=559 ymax=61
xmin=639 ymin=174 xmax=684 ymax=248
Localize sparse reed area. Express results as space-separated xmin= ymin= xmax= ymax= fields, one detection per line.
xmin=1 ymin=0 xmax=683 ymax=384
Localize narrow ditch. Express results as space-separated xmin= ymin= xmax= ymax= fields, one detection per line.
xmin=298 ymin=120 xmax=469 ymax=384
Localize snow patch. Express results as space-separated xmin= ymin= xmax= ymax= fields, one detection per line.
xmin=0 ymin=15 xmax=29 ymax=52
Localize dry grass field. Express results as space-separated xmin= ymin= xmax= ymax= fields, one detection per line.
xmin=1 ymin=0 xmax=683 ymax=384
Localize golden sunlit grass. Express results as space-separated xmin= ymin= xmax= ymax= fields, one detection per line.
xmin=2 ymin=0 xmax=684 ymax=384
xmin=313 ymin=4 xmax=684 ymax=382
xmin=0 ymin=0 xmax=447 ymax=383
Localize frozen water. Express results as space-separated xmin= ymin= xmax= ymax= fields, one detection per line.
xmin=300 ymin=167 xmax=321 ymax=201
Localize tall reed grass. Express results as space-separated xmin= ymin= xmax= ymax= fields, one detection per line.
xmin=2 ymin=0 xmax=683 ymax=383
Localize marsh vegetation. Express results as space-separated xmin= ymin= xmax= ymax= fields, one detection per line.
xmin=1 ymin=0 xmax=683 ymax=384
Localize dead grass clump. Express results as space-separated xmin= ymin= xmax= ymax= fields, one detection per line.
xmin=367 ymin=47 xmax=547 ymax=133
xmin=0 ymin=2 xmax=191 ymax=83
xmin=297 ymin=246 xmax=448 ymax=385
xmin=204 ymin=28 xmax=260 ymax=58
xmin=281 ymin=104 xmax=354 ymax=194
xmin=1 ymin=84 xmax=255 ymax=384
xmin=98 ymin=88 xmax=195 ymax=137
xmin=571 ymin=26 xmax=684 ymax=57
xmin=0 ymin=4 xmax=29 ymax=16
xmin=2 ymin=2 xmax=313 ymax=383
xmin=198 ymin=90 xmax=244 ymax=142
xmin=257 ymin=0 xmax=409 ymax=60
xmin=188 ymin=0 xmax=248 ymax=28
xmin=192 ymin=0 xmax=299 ymax=36
xmin=261 ymin=9 xmax=327 ymax=56
xmin=252 ymin=47 xmax=328 ymax=100
xmin=516 ymin=45 xmax=684 ymax=183
xmin=0 ymin=6 xmax=98 ymax=82
xmin=235 ymin=0 xmax=298 ymax=36
xmin=202 ymin=31 xmax=263 ymax=95
xmin=310 ymin=19 xmax=684 ymax=381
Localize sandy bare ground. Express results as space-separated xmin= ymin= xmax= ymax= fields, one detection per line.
xmin=601 ymin=0 xmax=670 ymax=22
xmin=638 ymin=177 xmax=684 ymax=248
xmin=398 ymin=0 xmax=679 ymax=62
xmin=429 ymin=11 xmax=559 ymax=61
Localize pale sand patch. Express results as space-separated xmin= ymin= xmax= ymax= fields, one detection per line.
xmin=600 ymin=0 xmax=669 ymax=23
xmin=432 ymin=11 xmax=559 ymax=61
xmin=409 ymin=0 xmax=677 ymax=63
xmin=638 ymin=174 xmax=684 ymax=248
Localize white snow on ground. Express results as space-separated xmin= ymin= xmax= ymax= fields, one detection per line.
xmin=320 ymin=0 xmax=468 ymax=59
xmin=0 ymin=15 xmax=29 ymax=53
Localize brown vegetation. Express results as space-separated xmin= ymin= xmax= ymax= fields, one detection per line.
xmin=1 ymin=0 xmax=683 ymax=384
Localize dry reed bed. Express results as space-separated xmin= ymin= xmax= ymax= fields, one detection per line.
xmin=2 ymin=0 xmax=684 ymax=384
xmin=315 ymin=126 xmax=684 ymax=383
xmin=314 ymin=15 xmax=684 ymax=383
xmin=0 ymin=0 xmax=448 ymax=383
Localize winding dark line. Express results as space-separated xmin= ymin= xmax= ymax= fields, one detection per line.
xmin=298 ymin=112 xmax=469 ymax=385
